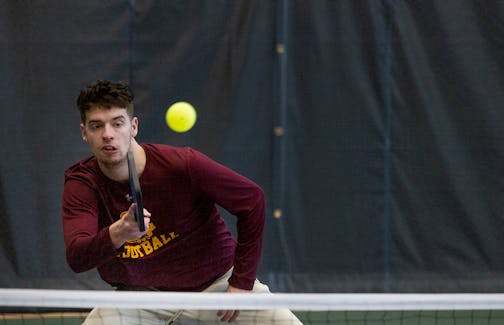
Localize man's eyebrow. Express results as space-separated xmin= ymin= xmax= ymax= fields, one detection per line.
xmin=87 ymin=115 xmax=126 ymax=124
xmin=111 ymin=116 xmax=127 ymax=122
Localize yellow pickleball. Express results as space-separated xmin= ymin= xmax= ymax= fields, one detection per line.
xmin=165 ymin=101 xmax=197 ymax=133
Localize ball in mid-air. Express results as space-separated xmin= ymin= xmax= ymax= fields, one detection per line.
xmin=165 ymin=101 xmax=197 ymax=133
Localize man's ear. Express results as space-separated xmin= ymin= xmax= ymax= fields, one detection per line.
xmin=80 ymin=123 xmax=87 ymax=142
xmin=131 ymin=117 xmax=139 ymax=138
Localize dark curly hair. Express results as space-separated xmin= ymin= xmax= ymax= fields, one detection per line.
xmin=77 ymin=80 xmax=134 ymax=123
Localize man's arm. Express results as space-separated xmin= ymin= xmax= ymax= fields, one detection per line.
xmin=187 ymin=148 xmax=266 ymax=290
xmin=62 ymin=179 xmax=148 ymax=272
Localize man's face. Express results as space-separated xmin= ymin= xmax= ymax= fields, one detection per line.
xmin=80 ymin=106 xmax=138 ymax=169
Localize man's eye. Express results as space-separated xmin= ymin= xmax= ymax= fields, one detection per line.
xmin=114 ymin=121 xmax=124 ymax=128
xmin=89 ymin=124 xmax=102 ymax=130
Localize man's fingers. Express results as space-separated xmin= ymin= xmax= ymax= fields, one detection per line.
xmin=228 ymin=310 xmax=239 ymax=322
xmin=123 ymin=204 xmax=151 ymax=235
xmin=217 ymin=310 xmax=240 ymax=322
xmin=124 ymin=203 xmax=138 ymax=221
xmin=126 ymin=205 xmax=150 ymax=222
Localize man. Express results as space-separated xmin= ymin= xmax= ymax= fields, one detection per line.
xmin=62 ymin=80 xmax=302 ymax=324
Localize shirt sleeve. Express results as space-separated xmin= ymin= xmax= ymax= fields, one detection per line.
xmin=62 ymin=178 xmax=119 ymax=273
xmin=187 ymin=148 xmax=265 ymax=290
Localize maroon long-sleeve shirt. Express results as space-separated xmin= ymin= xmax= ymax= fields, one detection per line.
xmin=62 ymin=144 xmax=265 ymax=291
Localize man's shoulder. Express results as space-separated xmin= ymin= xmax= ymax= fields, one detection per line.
xmin=142 ymin=143 xmax=207 ymax=175
xmin=64 ymin=156 xmax=99 ymax=181
xmin=142 ymin=143 xmax=198 ymax=161
xmin=143 ymin=143 xmax=190 ymax=154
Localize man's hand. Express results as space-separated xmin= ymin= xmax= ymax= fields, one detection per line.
xmin=109 ymin=203 xmax=151 ymax=249
xmin=216 ymin=285 xmax=250 ymax=322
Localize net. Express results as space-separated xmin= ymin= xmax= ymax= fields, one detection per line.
xmin=2 ymin=289 xmax=504 ymax=325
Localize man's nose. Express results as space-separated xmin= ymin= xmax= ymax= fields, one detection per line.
xmin=102 ymin=123 xmax=114 ymax=139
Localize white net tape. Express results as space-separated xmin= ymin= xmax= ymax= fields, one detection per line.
xmin=2 ymin=289 xmax=504 ymax=311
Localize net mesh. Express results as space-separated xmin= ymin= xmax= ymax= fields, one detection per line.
xmin=2 ymin=289 xmax=504 ymax=325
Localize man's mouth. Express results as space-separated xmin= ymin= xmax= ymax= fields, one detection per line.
xmin=101 ymin=145 xmax=118 ymax=154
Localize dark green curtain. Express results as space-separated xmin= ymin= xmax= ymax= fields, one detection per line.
xmin=0 ymin=0 xmax=502 ymax=292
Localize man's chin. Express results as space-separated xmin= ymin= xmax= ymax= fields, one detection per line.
xmin=97 ymin=155 xmax=123 ymax=168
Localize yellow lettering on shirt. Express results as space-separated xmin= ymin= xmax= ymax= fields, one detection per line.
xmin=120 ymin=232 xmax=180 ymax=259
xmin=122 ymin=246 xmax=131 ymax=258
xmin=141 ymin=241 xmax=154 ymax=255
xmin=117 ymin=211 xmax=180 ymax=259
xmin=160 ymin=234 xmax=171 ymax=244
xmin=152 ymin=236 xmax=163 ymax=250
